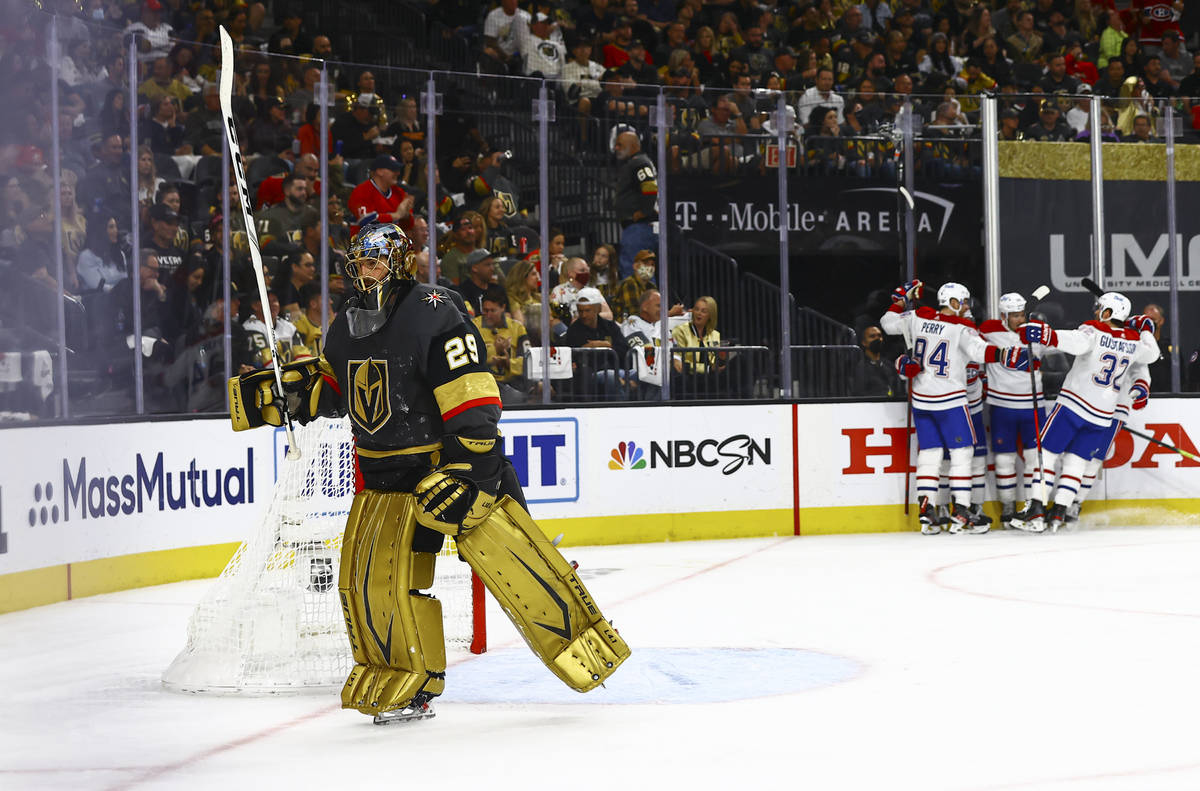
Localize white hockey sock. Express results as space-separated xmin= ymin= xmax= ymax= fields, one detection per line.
xmin=948 ymin=446 xmax=973 ymax=507
xmin=971 ymin=453 xmax=987 ymax=506
xmin=1052 ymin=453 xmax=1087 ymax=508
xmin=1025 ymin=448 xmax=1052 ymax=503
xmin=1076 ymin=457 xmax=1104 ymax=507
xmin=994 ymin=452 xmax=1018 ymax=504
xmin=915 ymin=448 xmax=942 ymax=502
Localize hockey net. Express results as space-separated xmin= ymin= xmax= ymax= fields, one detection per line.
xmin=162 ymin=417 xmax=485 ymax=694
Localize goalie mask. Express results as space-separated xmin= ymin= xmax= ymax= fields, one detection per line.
xmin=344 ymin=223 xmax=416 ymax=337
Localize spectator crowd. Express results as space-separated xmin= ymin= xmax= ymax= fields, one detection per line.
xmin=1 ymin=0 xmax=1197 ymax=416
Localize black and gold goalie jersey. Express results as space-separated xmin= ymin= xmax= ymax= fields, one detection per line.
xmin=322 ymin=281 xmax=503 ymax=489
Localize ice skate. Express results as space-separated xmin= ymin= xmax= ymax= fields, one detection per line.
xmin=918 ymin=496 xmax=941 ymax=535
xmin=999 ymin=504 xmax=1016 ymax=529
xmin=1010 ymin=500 xmax=1046 ymax=533
xmin=1045 ymin=503 xmax=1068 ymax=534
xmin=947 ymin=503 xmax=987 ymax=534
xmin=373 ymin=699 xmax=435 ymax=726
xmin=946 ymin=503 xmax=981 ymax=533
xmin=967 ymin=503 xmax=993 ymax=528
xmin=1065 ymin=502 xmax=1081 ymax=523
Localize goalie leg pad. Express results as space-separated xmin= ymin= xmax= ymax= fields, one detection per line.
xmin=338 ymin=490 xmax=446 ymax=716
xmin=456 ymin=496 xmax=630 ymax=692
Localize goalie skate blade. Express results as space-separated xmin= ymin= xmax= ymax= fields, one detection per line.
xmin=373 ymin=704 xmax=435 ymax=726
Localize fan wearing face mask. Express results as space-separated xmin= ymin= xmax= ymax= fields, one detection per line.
xmin=850 ymin=325 xmax=900 ymax=398
xmin=549 ymin=256 xmax=613 ymax=322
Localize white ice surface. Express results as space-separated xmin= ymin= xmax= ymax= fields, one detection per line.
xmin=3 ymin=526 xmax=1200 ymax=791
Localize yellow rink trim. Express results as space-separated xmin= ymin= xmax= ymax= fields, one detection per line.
xmin=4 ymin=499 xmax=1199 ymax=613
xmin=0 ymin=542 xmax=240 ymax=615
xmin=540 ymin=508 xmax=793 ymax=547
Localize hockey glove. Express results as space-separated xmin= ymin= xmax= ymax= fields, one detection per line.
xmin=414 ymin=434 xmax=504 ymax=535
xmin=228 ymin=356 xmax=341 ymax=431
xmin=1126 ymin=314 xmax=1156 ymax=335
xmin=895 ymin=354 xmax=921 ymax=379
xmin=1018 ymin=321 xmax=1057 ymax=347
xmin=1129 ymin=381 xmax=1150 ymax=410
xmin=990 ymin=346 xmax=1034 ymax=371
xmin=891 ymin=279 xmax=924 ymax=306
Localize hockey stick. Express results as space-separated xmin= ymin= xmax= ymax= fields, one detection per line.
xmin=219 ymin=27 xmax=300 ymax=459
xmin=1079 ymin=279 xmax=1194 ymax=457
xmin=1026 ymin=285 xmax=1051 ymax=503
xmin=900 ymin=319 xmax=915 ymax=515
xmin=1121 ymin=425 xmax=1200 ymax=462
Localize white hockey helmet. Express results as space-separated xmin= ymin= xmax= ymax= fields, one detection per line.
xmin=1095 ymin=291 xmax=1131 ymax=323
xmin=998 ymin=292 xmax=1027 ymax=317
xmin=937 ymin=282 xmax=971 ymax=309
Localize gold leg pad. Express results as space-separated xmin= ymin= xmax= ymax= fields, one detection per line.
xmin=338 ymin=490 xmax=447 ymax=716
xmin=456 ymin=496 xmax=631 ymax=692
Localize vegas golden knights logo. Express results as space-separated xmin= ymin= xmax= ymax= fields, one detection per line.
xmin=348 ymin=358 xmax=391 ymax=434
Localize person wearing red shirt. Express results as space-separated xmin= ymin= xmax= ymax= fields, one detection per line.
xmin=1134 ymin=0 xmax=1183 ymax=49
xmin=347 ymin=155 xmax=414 ymax=236
xmin=256 ymin=153 xmax=322 ymax=210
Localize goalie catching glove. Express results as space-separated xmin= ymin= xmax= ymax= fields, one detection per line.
xmin=414 ymin=435 xmax=504 ymax=535
xmin=228 ymin=356 xmax=343 ymax=431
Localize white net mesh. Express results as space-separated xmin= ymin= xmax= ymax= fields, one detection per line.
xmin=162 ymin=417 xmax=480 ymax=694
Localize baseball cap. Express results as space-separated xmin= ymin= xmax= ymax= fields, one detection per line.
xmin=1077 ymin=83 xmax=1092 ymax=95
xmin=466 ymin=249 xmax=495 ymax=268
xmin=1000 ymin=107 xmax=1020 ymax=120
xmin=149 ymin=203 xmax=180 ymax=223
xmin=634 ymin=249 xmax=657 ymax=263
xmin=602 ymin=67 xmax=623 ymax=82
xmin=576 ymin=287 xmax=604 ymax=305
xmin=370 ymin=154 xmax=403 ymax=171
xmin=1039 ymin=98 xmax=1058 ymax=112
xmin=453 ymin=215 xmax=473 ymax=230
xmin=533 ymin=11 xmax=551 ymax=24
xmin=355 ymin=92 xmax=377 ymax=108
xmin=853 ymin=31 xmax=875 ymax=45
xmin=1163 ymin=30 xmax=1182 ymax=41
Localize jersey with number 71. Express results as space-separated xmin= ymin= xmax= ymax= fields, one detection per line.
xmin=881 ymin=305 xmax=990 ymax=411
xmin=1053 ymin=321 xmax=1160 ymax=427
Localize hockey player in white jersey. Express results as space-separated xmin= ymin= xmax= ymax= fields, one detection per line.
xmin=881 ymin=280 xmax=1033 ymax=534
xmin=978 ymin=293 xmax=1048 ymax=527
xmin=1064 ymin=314 xmax=1153 ymax=524
xmin=1013 ymin=292 xmax=1161 ymax=532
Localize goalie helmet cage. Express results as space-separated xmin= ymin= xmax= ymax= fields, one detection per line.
xmin=162 ymin=417 xmax=486 ymax=695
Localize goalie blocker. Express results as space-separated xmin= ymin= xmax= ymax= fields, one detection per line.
xmin=227 ymin=361 xmax=630 ymax=718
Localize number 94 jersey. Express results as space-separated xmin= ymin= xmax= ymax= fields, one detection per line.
xmin=1053 ymin=320 xmax=1160 ymax=427
xmin=322 ymin=282 xmax=503 ymax=468
xmin=881 ymin=305 xmax=990 ymax=411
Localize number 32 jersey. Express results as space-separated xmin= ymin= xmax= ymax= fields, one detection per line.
xmin=881 ymin=305 xmax=989 ymax=411
xmin=322 ymin=281 xmax=503 ymax=483
xmin=1053 ymin=320 xmax=1160 ymax=427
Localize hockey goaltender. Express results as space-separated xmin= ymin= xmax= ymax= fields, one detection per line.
xmin=228 ymin=222 xmax=629 ymax=724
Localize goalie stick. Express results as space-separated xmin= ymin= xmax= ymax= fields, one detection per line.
xmin=219 ymin=27 xmax=299 ymax=459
